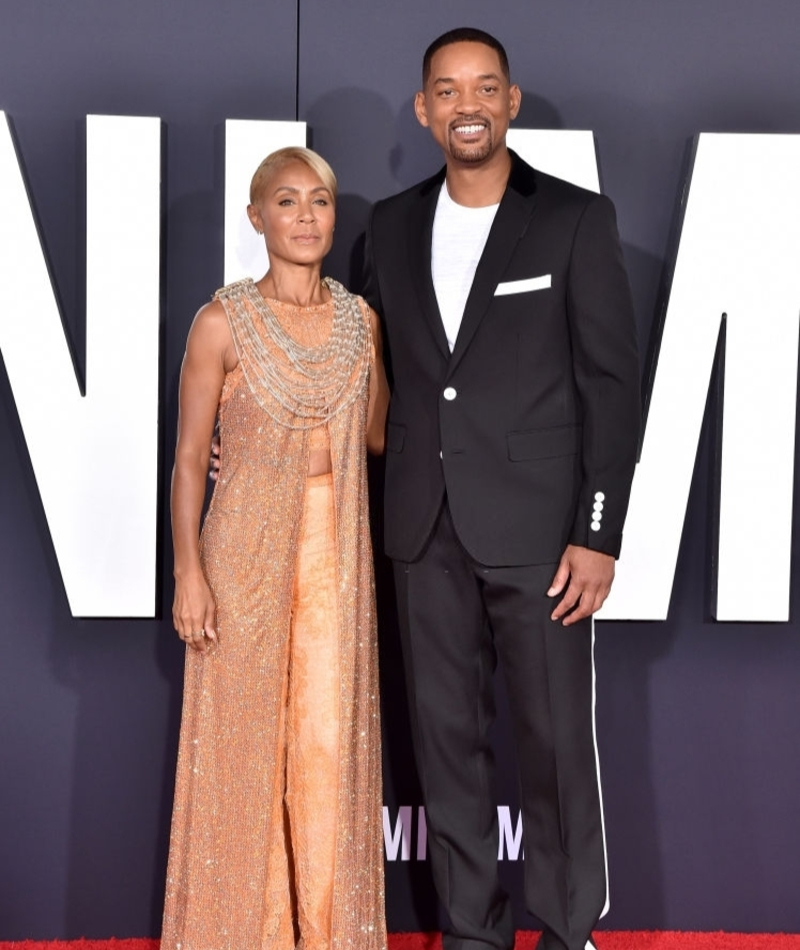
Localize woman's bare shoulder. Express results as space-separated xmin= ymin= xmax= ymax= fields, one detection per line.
xmin=187 ymin=299 xmax=231 ymax=348
xmin=193 ymin=298 xmax=228 ymax=328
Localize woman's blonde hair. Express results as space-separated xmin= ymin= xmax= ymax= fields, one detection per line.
xmin=249 ymin=146 xmax=338 ymax=205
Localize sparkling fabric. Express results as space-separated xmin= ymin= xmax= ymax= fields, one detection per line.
xmin=161 ymin=281 xmax=386 ymax=950
xmin=288 ymin=472 xmax=340 ymax=949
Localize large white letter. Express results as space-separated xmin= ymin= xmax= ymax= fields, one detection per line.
xmin=382 ymin=805 xmax=412 ymax=861
xmin=497 ymin=806 xmax=524 ymax=861
xmin=603 ymin=134 xmax=800 ymax=622
xmin=0 ymin=113 xmax=161 ymax=617
xmin=507 ymin=128 xmax=600 ymax=192
xmin=416 ymin=805 xmax=428 ymax=860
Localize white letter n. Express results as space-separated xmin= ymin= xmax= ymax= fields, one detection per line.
xmin=0 ymin=113 xmax=161 ymax=617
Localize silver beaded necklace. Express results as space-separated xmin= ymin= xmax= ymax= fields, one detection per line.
xmin=217 ymin=277 xmax=369 ymax=431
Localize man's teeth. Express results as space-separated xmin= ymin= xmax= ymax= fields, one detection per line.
xmin=455 ymin=124 xmax=485 ymax=134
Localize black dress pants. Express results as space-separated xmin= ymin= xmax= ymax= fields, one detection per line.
xmin=392 ymin=502 xmax=606 ymax=950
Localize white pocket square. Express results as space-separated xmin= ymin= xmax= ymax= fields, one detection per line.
xmin=494 ymin=274 xmax=552 ymax=296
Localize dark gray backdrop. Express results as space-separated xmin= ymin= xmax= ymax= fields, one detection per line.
xmin=2 ymin=0 xmax=800 ymax=939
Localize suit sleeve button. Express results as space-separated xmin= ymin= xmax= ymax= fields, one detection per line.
xmin=590 ymin=522 xmax=601 ymax=532
xmin=443 ymin=387 xmax=457 ymax=401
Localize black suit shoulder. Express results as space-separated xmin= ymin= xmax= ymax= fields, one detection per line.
xmin=520 ymin=162 xmax=616 ymax=222
xmin=370 ymin=167 xmax=444 ymax=221
xmin=529 ymin=166 xmax=595 ymax=200
xmin=371 ymin=152 xmax=613 ymax=224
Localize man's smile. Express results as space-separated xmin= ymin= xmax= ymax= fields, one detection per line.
xmin=451 ymin=121 xmax=488 ymax=137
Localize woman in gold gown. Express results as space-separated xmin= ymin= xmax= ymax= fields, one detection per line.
xmin=161 ymin=147 xmax=389 ymax=950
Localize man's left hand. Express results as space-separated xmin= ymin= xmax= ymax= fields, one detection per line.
xmin=547 ymin=544 xmax=615 ymax=626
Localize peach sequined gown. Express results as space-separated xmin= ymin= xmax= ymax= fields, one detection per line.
xmin=161 ymin=278 xmax=386 ymax=950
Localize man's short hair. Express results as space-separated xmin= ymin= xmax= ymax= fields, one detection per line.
xmin=422 ymin=28 xmax=510 ymax=85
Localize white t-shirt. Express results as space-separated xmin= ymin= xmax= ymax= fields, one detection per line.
xmin=431 ymin=181 xmax=500 ymax=352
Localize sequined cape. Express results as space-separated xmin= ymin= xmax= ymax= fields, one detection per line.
xmin=161 ymin=278 xmax=386 ymax=950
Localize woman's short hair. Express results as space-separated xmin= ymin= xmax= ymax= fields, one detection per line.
xmin=249 ymin=147 xmax=338 ymax=205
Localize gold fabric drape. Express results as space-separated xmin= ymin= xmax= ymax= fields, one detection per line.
xmin=161 ymin=280 xmax=386 ymax=950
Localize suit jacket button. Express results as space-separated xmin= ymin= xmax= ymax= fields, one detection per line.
xmin=591 ymin=522 xmax=601 ymax=532
xmin=594 ymin=491 xmax=605 ymax=502
xmin=443 ymin=387 xmax=457 ymax=401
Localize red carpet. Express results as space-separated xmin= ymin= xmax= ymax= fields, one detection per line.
xmin=2 ymin=933 xmax=800 ymax=949
xmin=390 ymin=934 xmax=800 ymax=949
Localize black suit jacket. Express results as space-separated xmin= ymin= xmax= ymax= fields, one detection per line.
xmin=364 ymin=150 xmax=640 ymax=566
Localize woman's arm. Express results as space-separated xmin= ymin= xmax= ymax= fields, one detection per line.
xmin=171 ymin=300 xmax=236 ymax=652
xmin=366 ymin=306 xmax=389 ymax=455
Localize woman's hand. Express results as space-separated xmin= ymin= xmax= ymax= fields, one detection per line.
xmin=173 ymin=570 xmax=218 ymax=653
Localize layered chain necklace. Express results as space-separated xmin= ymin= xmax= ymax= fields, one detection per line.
xmin=218 ymin=277 xmax=369 ymax=430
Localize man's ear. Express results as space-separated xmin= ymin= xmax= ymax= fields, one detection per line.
xmin=509 ymin=84 xmax=522 ymax=121
xmin=414 ymin=90 xmax=429 ymax=128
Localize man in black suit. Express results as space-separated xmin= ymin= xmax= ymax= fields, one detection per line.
xmin=363 ymin=28 xmax=640 ymax=950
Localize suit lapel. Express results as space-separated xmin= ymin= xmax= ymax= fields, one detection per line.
xmin=448 ymin=152 xmax=539 ymax=373
xmin=408 ymin=169 xmax=451 ymax=358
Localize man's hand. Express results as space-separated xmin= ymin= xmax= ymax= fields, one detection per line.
xmin=547 ymin=544 xmax=615 ymax=626
xmin=209 ymin=432 xmax=221 ymax=480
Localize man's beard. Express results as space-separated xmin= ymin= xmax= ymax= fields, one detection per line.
xmin=447 ymin=127 xmax=493 ymax=163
